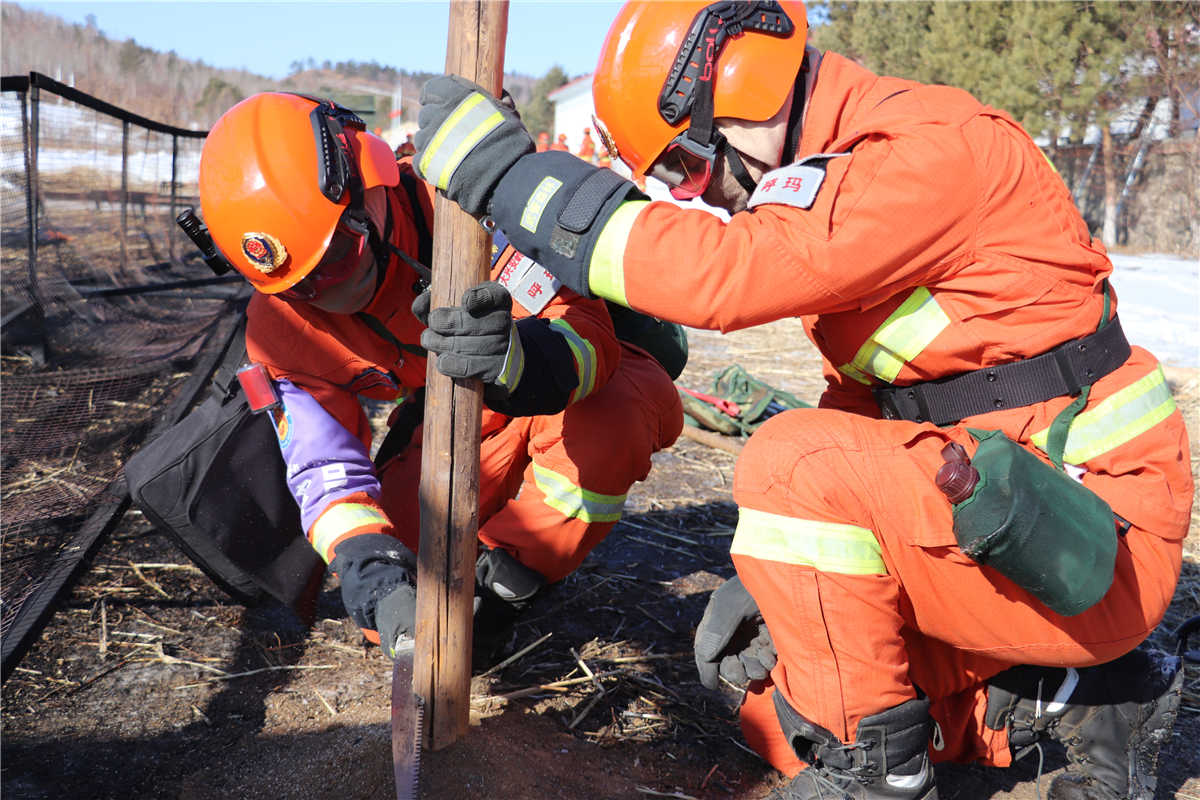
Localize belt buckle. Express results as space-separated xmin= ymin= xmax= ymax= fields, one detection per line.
xmin=875 ymin=388 xmax=901 ymax=420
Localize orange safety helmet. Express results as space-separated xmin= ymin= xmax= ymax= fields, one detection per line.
xmin=199 ymin=92 xmax=400 ymax=294
xmin=592 ymin=0 xmax=808 ymax=179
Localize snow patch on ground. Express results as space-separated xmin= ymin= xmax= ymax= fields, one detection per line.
xmin=1111 ymin=253 xmax=1199 ymax=368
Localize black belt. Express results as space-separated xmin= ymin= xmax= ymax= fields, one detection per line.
xmin=873 ymin=316 xmax=1130 ymax=425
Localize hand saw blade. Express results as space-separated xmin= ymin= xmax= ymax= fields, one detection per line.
xmin=391 ymin=637 xmax=424 ymax=800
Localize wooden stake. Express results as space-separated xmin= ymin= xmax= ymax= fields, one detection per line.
xmin=414 ymin=0 xmax=509 ymax=751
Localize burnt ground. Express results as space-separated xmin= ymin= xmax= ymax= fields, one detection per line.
xmin=3 ymin=319 xmax=1198 ymax=800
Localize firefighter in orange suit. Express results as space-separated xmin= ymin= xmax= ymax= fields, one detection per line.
xmin=198 ymin=92 xmax=682 ymax=660
xmin=577 ymin=127 xmax=597 ymax=162
xmin=411 ymin=2 xmax=1192 ymax=798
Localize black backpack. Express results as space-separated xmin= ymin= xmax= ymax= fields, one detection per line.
xmin=124 ymin=318 xmax=326 ymax=618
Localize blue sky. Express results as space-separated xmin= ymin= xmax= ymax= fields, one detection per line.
xmin=21 ymin=1 xmax=627 ymax=79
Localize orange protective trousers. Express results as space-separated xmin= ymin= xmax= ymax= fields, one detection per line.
xmin=376 ymin=344 xmax=683 ymax=582
xmin=731 ymin=401 xmax=1187 ymax=774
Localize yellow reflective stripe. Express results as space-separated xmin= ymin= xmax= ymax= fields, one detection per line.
xmin=418 ymin=93 xmax=503 ymax=190
xmin=548 ymin=318 xmax=597 ymax=402
xmin=838 ymin=287 xmax=950 ymax=384
xmin=311 ymin=503 xmax=389 ymax=562
xmin=731 ymin=507 xmax=887 ymax=575
xmin=588 ymin=200 xmax=647 ymax=305
xmin=533 ymin=463 xmax=625 ymax=522
xmin=1031 ymin=366 xmax=1176 ymax=464
xmin=520 ymin=175 xmax=563 ymax=233
xmin=496 ymin=327 xmax=526 ymax=391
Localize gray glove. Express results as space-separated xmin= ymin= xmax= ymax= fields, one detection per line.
xmin=694 ymin=575 xmax=777 ymax=690
xmin=414 ymin=281 xmax=525 ymax=393
xmin=414 ymin=75 xmax=534 ymax=217
xmin=376 ymin=581 xmax=417 ymax=660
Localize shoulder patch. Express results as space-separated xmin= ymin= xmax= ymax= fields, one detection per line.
xmin=748 ymin=153 xmax=851 ymax=211
xmin=496 ymin=249 xmax=561 ymax=315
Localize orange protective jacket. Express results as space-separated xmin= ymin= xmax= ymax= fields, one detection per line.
xmin=598 ymin=51 xmax=1191 ymax=544
xmin=246 ymin=163 xmax=620 ymax=562
xmin=587 ymin=50 xmax=1190 ymax=769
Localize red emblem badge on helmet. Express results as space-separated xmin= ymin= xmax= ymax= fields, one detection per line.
xmin=241 ymin=232 xmax=287 ymax=273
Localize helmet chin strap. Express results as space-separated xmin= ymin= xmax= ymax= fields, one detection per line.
xmin=720 ymin=138 xmax=760 ymax=195
xmin=361 ymin=197 xmax=393 ymax=299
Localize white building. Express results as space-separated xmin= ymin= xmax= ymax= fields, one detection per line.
xmin=546 ymin=75 xmax=595 ymax=157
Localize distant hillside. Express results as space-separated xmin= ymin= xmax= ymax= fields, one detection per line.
xmin=1 ymin=3 xmax=536 ymax=131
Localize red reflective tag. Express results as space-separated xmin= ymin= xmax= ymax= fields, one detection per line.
xmin=236 ymin=363 xmax=281 ymax=412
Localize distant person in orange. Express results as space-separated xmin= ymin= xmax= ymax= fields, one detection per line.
xmin=576 ymin=127 xmax=596 ymax=162
xmin=549 ymin=133 xmax=569 ymax=152
xmin=394 ymin=133 xmax=416 ymax=158
xmin=536 ymin=131 xmax=550 ymax=152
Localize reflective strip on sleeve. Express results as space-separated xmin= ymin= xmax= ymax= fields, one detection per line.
xmin=532 ymin=463 xmax=625 ymax=523
xmin=310 ymin=502 xmax=390 ymax=563
xmin=837 ymin=287 xmax=950 ymax=385
xmin=548 ymin=318 xmax=597 ymax=402
xmin=1031 ymin=366 xmax=1176 ymax=465
xmin=418 ymin=93 xmax=504 ymax=190
xmin=731 ymin=507 xmax=887 ymax=575
xmin=588 ymin=200 xmax=648 ymax=306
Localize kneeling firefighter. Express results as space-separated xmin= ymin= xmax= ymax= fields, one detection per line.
xmin=197 ymin=92 xmax=684 ymax=658
xmin=407 ymin=1 xmax=1193 ymax=797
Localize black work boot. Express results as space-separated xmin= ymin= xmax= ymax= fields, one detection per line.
xmin=475 ymin=544 xmax=545 ymax=607
xmin=471 ymin=545 xmax=546 ymax=670
xmin=769 ymin=694 xmax=938 ymax=799
xmin=985 ymin=647 xmax=1184 ymax=800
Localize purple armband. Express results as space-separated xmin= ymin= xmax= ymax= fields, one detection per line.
xmin=273 ymin=379 xmax=381 ymax=532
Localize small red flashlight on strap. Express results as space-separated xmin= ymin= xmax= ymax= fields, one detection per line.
xmin=236 ymin=363 xmax=281 ymax=412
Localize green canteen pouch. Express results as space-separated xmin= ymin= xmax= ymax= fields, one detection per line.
xmin=951 ymin=429 xmax=1117 ymax=616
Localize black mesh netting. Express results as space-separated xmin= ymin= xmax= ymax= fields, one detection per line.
xmin=1 ymin=73 xmax=248 ymax=675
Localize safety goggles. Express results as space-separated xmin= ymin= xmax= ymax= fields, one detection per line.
xmin=648 ymin=132 xmax=723 ymax=200
xmin=279 ymin=213 xmax=369 ymax=301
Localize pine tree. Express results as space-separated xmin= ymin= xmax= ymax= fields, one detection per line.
xmin=519 ymin=65 xmax=569 ymax=142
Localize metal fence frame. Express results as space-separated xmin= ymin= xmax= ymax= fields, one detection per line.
xmin=1 ymin=72 xmax=247 ymax=680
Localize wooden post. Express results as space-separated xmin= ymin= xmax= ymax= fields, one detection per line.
xmin=414 ymin=0 xmax=509 ymax=751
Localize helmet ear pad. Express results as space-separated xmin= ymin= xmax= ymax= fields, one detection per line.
xmin=349 ymin=127 xmax=401 ymax=190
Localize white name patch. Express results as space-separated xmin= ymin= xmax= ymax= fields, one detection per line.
xmin=496 ymin=249 xmax=561 ymax=315
xmin=748 ymin=153 xmax=849 ymax=211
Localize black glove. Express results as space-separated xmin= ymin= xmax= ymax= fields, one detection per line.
xmin=694 ymin=575 xmax=777 ymax=690
xmin=329 ymin=533 xmax=417 ymax=659
xmin=414 ymin=281 xmax=525 ymax=393
xmin=413 ymin=75 xmax=534 ymax=217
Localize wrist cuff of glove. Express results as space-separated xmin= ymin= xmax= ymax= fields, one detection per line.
xmin=493 ymin=321 xmax=526 ymax=393
xmin=484 ymin=317 xmax=578 ymax=416
xmin=490 ymin=151 xmax=644 ymax=298
xmin=329 ymin=533 xmax=416 ymax=631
